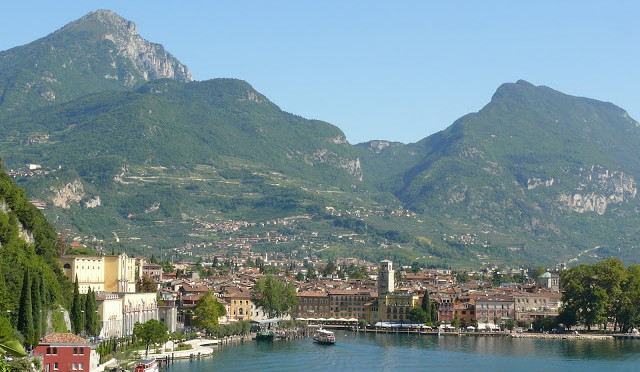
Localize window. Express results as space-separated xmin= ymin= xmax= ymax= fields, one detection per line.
xmin=53 ymin=347 xmax=57 ymax=355
xmin=73 ymin=363 xmax=77 ymax=370
xmin=79 ymin=363 xmax=84 ymax=370
xmin=47 ymin=347 xmax=51 ymax=355
xmin=80 ymin=347 xmax=84 ymax=355
xmin=54 ymin=363 xmax=59 ymax=371
xmin=74 ymin=347 xmax=78 ymax=355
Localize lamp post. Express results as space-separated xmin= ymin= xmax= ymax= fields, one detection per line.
xmin=81 ymin=310 xmax=85 ymax=337
xmin=6 ymin=310 xmax=11 ymax=327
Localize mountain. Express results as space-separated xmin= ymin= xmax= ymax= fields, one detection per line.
xmin=2 ymin=10 xmax=640 ymax=267
xmin=0 ymin=11 xmax=375 ymax=261
xmin=0 ymin=9 xmax=191 ymax=115
xmin=358 ymin=80 xmax=640 ymax=263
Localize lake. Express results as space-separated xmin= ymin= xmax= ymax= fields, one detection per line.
xmin=168 ymin=332 xmax=640 ymax=371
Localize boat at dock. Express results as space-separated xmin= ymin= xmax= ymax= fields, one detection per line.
xmin=256 ymin=331 xmax=276 ymax=341
xmin=313 ymin=328 xmax=336 ymax=344
xmin=134 ymin=357 xmax=159 ymax=372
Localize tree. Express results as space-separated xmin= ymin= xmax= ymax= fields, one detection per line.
xmin=421 ymin=294 xmax=431 ymax=322
xmin=193 ymin=291 xmax=226 ymax=331
xmin=460 ymin=317 xmax=468 ymax=329
xmin=17 ymin=271 xmax=34 ymax=348
xmin=31 ymin=273 xmax=42 ymax=343
xmin=431 ymin=302 xmax=438 ymax=324
xmin=133 ymin=319 xmax=168 ymax=357
xmin=451 ymin=313 xmax=459 ymax=329
xmin=561 ymin=264 xmax=608 ymax=330
xmin=505 ymin=318 xmax=516 ymax=331
xmin=251 ymin=275 xmax=298 ymax=318
xmin=618 ymin=265 xmax=640 ymax=332
xmin=593 ymin=258 xmax=627 ymax=330
xmin=84 ymin=287 xmax=100 ymax=337
xmin=409 ymin=307 xmax=427 ymax=324
xmin=70 ymin=276 xmax=83 ymax=335
xmin=322 ymin=260 xmax=336 ymax=277
xmin=295 ymin=272 xmax=305 ymax=281
xmin=136 ymin=274 xmax=158 ymax=293
xmin=411 ymin=262 xmax=421 ymax=274
xmin=0 ymin=317 xmax=27 ymax=358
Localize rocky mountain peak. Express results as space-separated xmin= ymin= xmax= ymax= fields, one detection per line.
xmin=75 ymin=9 xmax=138 ymax=36
xmin=55 ymin=9 xmax=193 ymax=84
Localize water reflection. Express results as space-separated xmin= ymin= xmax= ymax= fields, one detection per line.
xmin=169 ymin=332 xmax=640 ymax=372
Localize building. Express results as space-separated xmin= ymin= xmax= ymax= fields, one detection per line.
xmin=475 ymin=296 xmax=515 ymax=326
xmin=95 ymin=292 xmax=159 ymax=338
xmin=33 ymin=333 xmax=95 ymax=372
xmin=367 ymin=292 xmax=419 ymax=324
xmin=223 ymin=287 xmax=254 ymax=320
xmin=435 ymin=292 xmax=455 ymax=323
xmin=142 ymin=263 xmax=163 ymax=282
xmin=537 ymin=272 xmax=560 ymax=292
xmin=121 ymin=293 xmax=159 ymax=336
xmin=514 ymin=291 xmax=562 ymax=324
xmin=95 ymin=292 xmax=123 ymax=338
xmin=58 ymin=253 xmax=136 ymax=294
xmin=453 ymin=296 xmax=476 ymax=327
xmin=329 ymin=289 xmax=373 ymax=319
xmin=377 ymin=260 xmax=395 ymax=295
xmin=295 ymin=291 xmax=330 ymax=319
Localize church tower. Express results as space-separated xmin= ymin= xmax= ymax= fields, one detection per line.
xmin=378 ymin=259 xmax=395 ymax=295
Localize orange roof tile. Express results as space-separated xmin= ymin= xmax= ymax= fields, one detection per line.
xmin=40 ymin=333 xmax=89 ymax=345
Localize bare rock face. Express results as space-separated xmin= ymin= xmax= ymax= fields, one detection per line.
xmin=527 ymin=178 xmax=555 ymax=190
xmin=61 ymin=9 xmax=192 ymax=84
xmin=368 ymin=140 xmax=390 ymax=153
xmin=50 ymin=180 xmax=85 ymax=209
xmin=558 ymin=165 xmax=637 ymax=215
xmin=83 ymin=196 xmax=101 ymax=208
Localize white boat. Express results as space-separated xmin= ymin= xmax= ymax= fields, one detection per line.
xmin=135 ymin=357 xmax=159 ymax=372
xmin=313 ymin=328 xmax=336 ymax=344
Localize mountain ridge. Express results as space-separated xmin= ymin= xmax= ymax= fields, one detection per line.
xmin=2 ymin=10 xmax=640 ymax=267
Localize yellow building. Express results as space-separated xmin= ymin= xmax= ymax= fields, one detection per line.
xmin=223 ymin=287 xmax=253 ymax=320
xmin=58 ymin=253 xmax=136 ymax=293
xmin=366 ymin=292 xmax=420 ymax=324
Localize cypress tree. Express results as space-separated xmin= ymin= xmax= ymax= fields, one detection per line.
xmin=431 ymin=302 xmax=438 ymax=324
xmin=17 ymin=270 xmax=34 ymax=348
xmin=84 ymin=287 xmax=99 ymax=337
xmin=31 ymin=273 xmax=42 ymax=343
xmin=421 ymin=293 xmax=431 ymax=323
xmin=40 ymin=275 xmax=47 ymax=336
xmin=71 ymin=275 xmax=82 ymax=334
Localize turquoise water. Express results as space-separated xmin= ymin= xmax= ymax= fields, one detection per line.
xmin=169 ymin=332 xmax=640 ymax=371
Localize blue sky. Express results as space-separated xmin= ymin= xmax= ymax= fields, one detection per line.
xmin=2 ymin=1 xmax=639 ymax=144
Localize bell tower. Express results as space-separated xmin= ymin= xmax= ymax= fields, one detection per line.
xmin=378 ymin=260 xmax=395 ymax=295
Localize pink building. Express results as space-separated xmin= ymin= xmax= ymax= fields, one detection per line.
xmin=33 ymin=333 xmax=94 ymax=372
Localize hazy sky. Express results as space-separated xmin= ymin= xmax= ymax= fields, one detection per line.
xmin=2 ymin=1 xmax=639 ymax=144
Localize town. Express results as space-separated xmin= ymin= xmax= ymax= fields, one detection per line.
xmin=11 ymin=251 xmax=569 ymax=371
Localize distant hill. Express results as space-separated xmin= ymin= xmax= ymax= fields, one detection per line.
xmin=358 ymin=80 xmax=640 ymax=263
xmin=2 ymin=10 xmax=640 ymax=267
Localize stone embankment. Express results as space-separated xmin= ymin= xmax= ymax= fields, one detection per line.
xmin=510 ymin=332 xmax=613 ymax=340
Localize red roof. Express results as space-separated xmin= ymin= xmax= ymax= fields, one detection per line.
xmin=40 ymin=333 xmax=89 ymax=345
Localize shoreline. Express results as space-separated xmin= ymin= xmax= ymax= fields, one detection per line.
xmin=510 ymin=333 xmax=613 ymax=340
